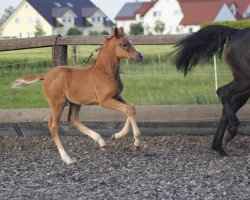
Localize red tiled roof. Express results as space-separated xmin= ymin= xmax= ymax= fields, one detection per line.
xmin=136 ymin=0 xmax=158 ymax=16
xmin=179 ymin=0 xmax=250 ymax=25
xmin=179 ymin=0 xmax=226 ymax=25
xmin=226 ymin=0 xmax=250 ymax=16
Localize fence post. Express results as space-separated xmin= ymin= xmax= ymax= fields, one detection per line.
xmin=71 ymin=45 xmax=77 ymax=65
xmin=213 ymin=55 xmax=218 ymax=91
xmin=52 ymin=45 xmax=68 ymax=67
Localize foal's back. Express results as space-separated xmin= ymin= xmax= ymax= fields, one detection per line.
xmin=42 ymin=66 xmax=98 ymax=105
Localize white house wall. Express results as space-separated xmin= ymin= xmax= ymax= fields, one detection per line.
xmin=143 ymin=0 xmax=183 ymax=34
xmin=53 ymin=11 xmax=76 ymax=35
xmin=243 ymin=4 xmax=250 ymax=18
xmin=116 ymin=20 xmax=136 ymax=34
xmin=1 ymin=1 xmax=52 ymax=38
xmin=214 ymin=4 xmax=236 ymax=21
xmin=82 ymin=9 xmax=112 ymax=35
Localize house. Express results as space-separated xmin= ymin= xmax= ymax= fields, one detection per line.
xmin=115 ymin=0 xmax=184 ymax=35
xmin=115 ymin=0 xmax=250 ymax=35
xmin=179 ymin=0 xmax=250 ymax=33
xmin=0 ymin=0 xmax=114 ymax=38
xmin=178 ymin=0 xmax=237 ymax=33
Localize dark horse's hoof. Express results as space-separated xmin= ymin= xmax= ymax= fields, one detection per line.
xmin=225 ymin=131 xmax=233 ymax=143
xmin=211 ymin=145 xmax=228 ymax=156
xmin=225 ymin=127 xmax=237 ymax=143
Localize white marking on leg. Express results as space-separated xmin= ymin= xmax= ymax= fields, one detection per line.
xmin=75 ymin=123 xmax=106 ymax=148
xmin=58 ymin=148 xmax=75 ymax=164
xmin=128 ymin=115 xmax=141 ymax=148
xmin=112 ymin=118 xmax=130 ymax=139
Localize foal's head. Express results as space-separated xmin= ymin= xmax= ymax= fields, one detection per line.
xmin=109 ymin=27 xmax=143 ymax=63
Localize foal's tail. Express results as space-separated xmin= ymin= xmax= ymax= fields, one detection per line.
xmin=11 ymin=74 xmax=45 ymax=88
xmin=174 ymin=25 xmax=239 ymax=75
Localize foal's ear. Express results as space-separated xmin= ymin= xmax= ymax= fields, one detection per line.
xmin=114 ymin=27 xmax=124 ymax=39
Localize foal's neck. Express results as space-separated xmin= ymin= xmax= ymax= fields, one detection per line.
xmin=94 ymin=45 xmax=121 ymax=79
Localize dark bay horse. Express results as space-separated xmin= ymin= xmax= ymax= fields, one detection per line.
xmin=12 ymin=27 xmax=143 ymax=164
xmin=173 ymin=25 xmax=250 ymax=156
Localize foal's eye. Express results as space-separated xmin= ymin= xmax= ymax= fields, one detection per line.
xmin=122 ymin=43 xmax=128 ymax=48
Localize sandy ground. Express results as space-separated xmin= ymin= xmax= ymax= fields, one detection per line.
xmin=0 ymin=135 xmax=249 ymax=200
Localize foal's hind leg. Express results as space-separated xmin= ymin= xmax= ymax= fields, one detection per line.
xmin=111 ymin=118 xmax=130 ymax=140
xmin=48 ymin=98 xmax=75 ymax=164
xmin=67 ymin=102 xmax=107 ymax=150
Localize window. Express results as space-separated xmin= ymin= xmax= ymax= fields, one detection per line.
xmin=66 ymin=2 xmax=73 ymax=7
xmin=189 ymin=27 xmax=193 ymax=33
xmin=68 ymin=17 xmax=72 ymax=23
xmin=19 ymin=33 xmax=22 ymax=38
xmin=25 ymin=4 xmax=29 ymax=9
xmin=15 ymin=18 xmax=20 ymax=23
xmin=62 ymin=16 xmax=66 ymax=23
xmin=54 ymin=2 xmax=61 ymax=7
xmin=92 ymin=17 xmax=95 ymax=22
xmin=28 ymin=17 xmax=33 ymax=24
xmin=35 ymin=17 xmax=40 ymax=24
xmin=153 ymin=11 xmax=161 ymax=17
xmin=97 ymin=16 xmax=100 ymax=22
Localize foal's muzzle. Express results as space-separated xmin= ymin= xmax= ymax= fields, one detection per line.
xmin=134 ymin=51 xmax=144 ymax=63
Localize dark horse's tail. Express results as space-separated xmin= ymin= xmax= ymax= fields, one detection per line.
xmin=174 ymin=25 xmax=239 ymax=75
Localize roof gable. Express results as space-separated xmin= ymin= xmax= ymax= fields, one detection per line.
xmin=179 ymin=0 xmax=226 ymax=25
xmin=178 ymin=0 xmax=248 ymax=25
xmin=52 ymin=7 xmax=76 ymax=18
xmin=27 ymin=0 xmax=113 ymax=27
xmin=81 ymin=7 xmax=98 ymax=17
xmin=115 ymin=1 xmax=158 ymax=20
xmin=115 ymin=2 xmax=144 ymax=20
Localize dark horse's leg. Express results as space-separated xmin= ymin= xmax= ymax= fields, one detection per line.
xmin=212 ymin=91 xmax=249 ymax=156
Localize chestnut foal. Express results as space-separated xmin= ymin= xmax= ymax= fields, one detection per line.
xmin=12 ymin=27 xmax=143 ymax=164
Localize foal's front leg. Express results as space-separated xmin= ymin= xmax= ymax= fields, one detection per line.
xmin=111 ymin=96 xmax=133 ymax=140
xmin=100 ymin=98 xmax=141 ymax=149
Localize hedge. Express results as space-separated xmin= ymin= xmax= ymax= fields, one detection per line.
xmin=201 ymin=20 xmax=250 ymax=29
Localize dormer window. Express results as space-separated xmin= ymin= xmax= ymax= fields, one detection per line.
xmin=54 ymin=2 xmax=62 ymax=7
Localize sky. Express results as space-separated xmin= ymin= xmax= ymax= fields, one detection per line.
xmin=0 ymin=0 xmax=142 ymax=20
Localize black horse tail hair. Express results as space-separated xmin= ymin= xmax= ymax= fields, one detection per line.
xmin=174 ymin=25 xmax=239 ymax=75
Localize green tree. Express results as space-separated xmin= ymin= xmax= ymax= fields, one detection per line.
xmin=129 ymin=23 xmax=144 ymax=35
xmin=0 ymin=6 xmax=14 ymax=25
xmin=154 ymin=20 xmax=165 ymax=34
xmin=34 ymin=22 xmax=46 ymax=37
xmin=67 ymin=27 xmax=82 ymax=35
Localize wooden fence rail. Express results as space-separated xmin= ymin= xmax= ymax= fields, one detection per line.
xmin=0 ymin=34 xmax=187 ymax=67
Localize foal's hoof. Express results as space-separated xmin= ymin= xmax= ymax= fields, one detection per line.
xmin=100 ymin=144 xmax=107 ymax=151
xmin=64 ymin=158 xmax=77 ymax=165
xmin=211 ymin=145 xmax=228 ymax=156
xmin=134 ymin=145 xmax=140 ymax=150
xmin=111 ymin=134 xmax=116 ymax=140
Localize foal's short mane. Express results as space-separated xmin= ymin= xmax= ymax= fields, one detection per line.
xmin=91 ymin=35 xmax=116 ymax=66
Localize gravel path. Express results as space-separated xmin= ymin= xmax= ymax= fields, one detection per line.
xmin=0 ymin=135 xmax=249 ymax=200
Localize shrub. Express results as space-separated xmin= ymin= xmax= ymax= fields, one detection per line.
xmin=201 ymin=20 xmax=250 ymax=29
xmin=129 ymin=23 xmax=144 ymax=35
